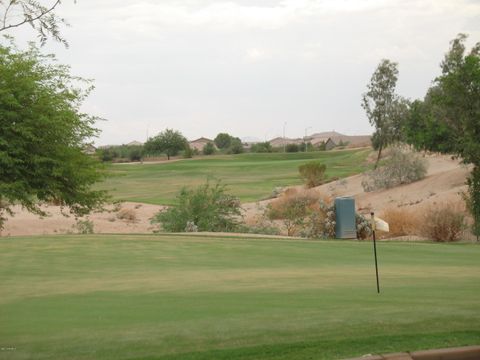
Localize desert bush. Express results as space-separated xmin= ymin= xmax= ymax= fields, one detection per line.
xmin=421 ymin=204 xmax=466 ymax=242
xmin=183 ymin=145 xmax=194 ymax=158
xmin=203 ymin=142 xmax=215 ymax=155
xmin=362 ymin=147 xmax=428 ymax=192
xmin=380 ymin=207 xmax=420 ymax=237
xmin=116 ymin=208 xmax=137 ymax=222
xmin=151 ymin=181 xmax=241 ymax=232
xmin=356 ymin=213 xmax=372 ymax=240
xmin=74 ymin=219 xmax=94 ymax=234
xmin=286 ymin=143 xmax=300 ymax=152
xmin=299 ymin=161 xmax=327 ymax=188
xmin=267 ymin=189 xmax=323 ymax=236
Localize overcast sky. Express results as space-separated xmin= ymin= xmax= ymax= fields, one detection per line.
xmin=6 ymin=0 xmax=480 ymax=145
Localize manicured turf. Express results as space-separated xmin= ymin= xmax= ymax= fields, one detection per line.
xmin=98 ymin=149 xmax=370 ymax=205
xmin=1 ymin=234 xmax=479 ymax=360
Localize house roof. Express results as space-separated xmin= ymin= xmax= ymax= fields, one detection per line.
xmin=189 ymin=137 xmax=213 ymax=143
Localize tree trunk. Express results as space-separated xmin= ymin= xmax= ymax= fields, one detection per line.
xmin=374 ymin=144 xmax=383 ymax=169
xmin=167 ymin=153 xmax=170 ymax=160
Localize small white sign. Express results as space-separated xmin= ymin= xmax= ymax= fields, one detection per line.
xmin=374 ymin=217 xmax=390 ymax=232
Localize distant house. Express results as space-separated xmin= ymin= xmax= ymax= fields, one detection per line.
xmin=83 ymin=144 xmax=97 ymax=155
xmin=189 ymin=137 xmax=215 ymax=152
xmin=309 ymin=137 xmax=336 ymax=150
xmin=126 ymin=140 xmax=143 ymax=146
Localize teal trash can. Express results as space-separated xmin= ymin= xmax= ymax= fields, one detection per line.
xmin=335 ymin=197 xmax=356 ymax=239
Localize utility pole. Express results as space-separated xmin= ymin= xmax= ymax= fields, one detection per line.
xmin=304 ymin=126 xmax=312 ymax=152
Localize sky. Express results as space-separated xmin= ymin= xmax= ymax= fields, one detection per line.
xmin=4 ymin=0 xmax=480 ymax=145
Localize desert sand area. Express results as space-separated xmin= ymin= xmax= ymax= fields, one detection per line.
xmin=2 ymin=154 xmax=471 ymax=238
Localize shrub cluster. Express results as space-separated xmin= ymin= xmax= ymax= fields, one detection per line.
xmin=380 ymin=203 xmax=466 ymax=242
xmin=362 ymin=147 xmax=428 ymax=192
xmin=267 ymin=189 xmax=320 ymax=236
xmin=97 ymin=145 xmax=144 ymax=162
xmin=266 ymin=189 xmax=371 ymax=239
xmin=151 ymin=181 xmax=241 ymax=232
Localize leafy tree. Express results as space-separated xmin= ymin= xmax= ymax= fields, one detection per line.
xmin=0 ymin=0 xmax=70 ymax=46
xmin=362 ymin=59 xmax=409 ymax=168
xmin=151 ymin=181 xmax=241 ymax=232
xmin=214 ymin=133 xmax=233 ymax=149
xmin=144 ymin=129 xmax=187 ymax=160
xmin=404 ymin=34 xmax=480 ymax=239
xmin=202 ymin=142 xmax=215 ymax=155
xmin=0 ymin=42 xmax=107 ymax=230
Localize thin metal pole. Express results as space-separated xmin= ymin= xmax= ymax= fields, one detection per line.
xmin=371 ymin=212 xmax=380 ymax=294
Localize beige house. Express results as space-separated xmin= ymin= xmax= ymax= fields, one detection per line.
xmin=189 ymin=137 xmax=215 ymax=151
xmin=309 ymin=137 xmax=336 ymax=150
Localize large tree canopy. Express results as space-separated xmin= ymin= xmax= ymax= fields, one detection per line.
xmin=404 ymin=34 xmax=480 ymax=239
xmin=144 ymin=129 xmax=187 ymax=160
xmin=0 ymin=42 xmax=107 ymax=230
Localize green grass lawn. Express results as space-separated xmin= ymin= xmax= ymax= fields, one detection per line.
xmin=98 ymin=149 xmax=370 ymax=205
xmin=1 ymin=234 xmax=479 ymax=360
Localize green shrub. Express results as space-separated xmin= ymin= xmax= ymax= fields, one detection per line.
xmin=362 ymin=147 xmax=428 ymax=192
xmin=203 ymin=142 xmax=215 ymax=155
xmin=183 ymin=145 xmax=194 ymax=158
xmin=250 ymin=142 xmax=273 ymax=153
xmin=151 ymin=181 xmax=241 ymax=232
xmin=299 ymin=161 xmax=327 ymax=188
xmin=286 ymin=143 xmax=299 ymax=152
xmin=129 ymin=147 xmax=143 ymax=162
xmin=227 ymin=140 xmax=244 ymax=154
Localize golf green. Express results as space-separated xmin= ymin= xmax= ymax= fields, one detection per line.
xmin=99 ymin=149 xmax=370 ymax=205
xmin=1 ymin=234 xmax=479 ymax=359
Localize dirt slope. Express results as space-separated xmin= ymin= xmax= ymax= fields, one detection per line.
xmin=242 ymin=154 xmax=470 ymax=225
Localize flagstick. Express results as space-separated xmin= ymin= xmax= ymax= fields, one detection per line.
xmin=371 ymin=212 xmax=380 ymax=294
